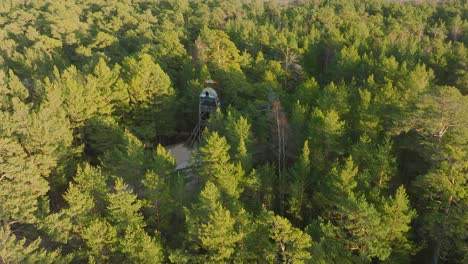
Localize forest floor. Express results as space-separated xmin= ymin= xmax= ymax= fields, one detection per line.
xmin=167 ymin=143 xmax=192 ymax=170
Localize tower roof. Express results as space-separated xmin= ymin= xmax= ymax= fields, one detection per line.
xmin=200 ymin=87 xmax=218 ymax=99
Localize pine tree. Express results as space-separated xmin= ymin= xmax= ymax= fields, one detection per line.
xmin=413 ymin=145 xmax=467 ymax=263
xmin=151 ymin=19 xmax=189 ymax=73
xmin=148 ymin=144 xmax=176 ymax=178
xmin=196 ymin=28 xmax=241 ymax=71
xmin=198 ymin=204 xmax=241 ymax=262
xmin=337 ymin=195 xmax=391 ymax=261
xmin=290 ymin=101 xmax=308 ymax=151
xmin=316 ymin=157 xmax=416 ymax=262
xmin=382 ymin=186 xmax=417 ymax=262
xmin=312 ymin=156 xmax=358 ymax=218
xmin=0 ymin=70 xmax=29 ymax=108
xmin=294 ymin=77 xmax=319 ymax=107
xmin=401 ymin=86 xmax=467 ymax=150
xmin=48 ymin=66 xmax=105 ymax=127
xmin=120 ymin=54 xmax=176 ymax=141
xmin=355 ymin=88 xmax=381 ymax=140
xmin=308 ymin=107 xmax=346 ymax=169
xmin=143 ymin=144 xmax=176 ymax=229
xmin=224 ymin=113 xmax=253 ymax=171
xmin=263 ymin=211 xmax=312 ymax=264
xmin=120 ymin=226 xmax=164 ymax=264
xmin=81 ymin=219 xmax=118 ymax=263
xmin=41 ymin=164 xmax=109 ymax=246
xmin=256 ymin=163 xmax=277 ymax=211
xmin=88 ymin=57 xmax=128 ymax=108
xmin=317 ymin=82 xmax=349 ymax=116
xmin=107 ymin=178 xmax=144 ymax=231
xmin=0 ymin=137 xmax=49 ymax=226
xmin=332 ymin=156 xmax=359 ymax=200
xmin=351 ymin=136 xmax=396 ymax=198
xmin=84 ymin=116 xmax=126 ymax=159
xmin=185 ymin=182 xmax=243 ymax=263
xmin=74 ymin=164 xmax=109 ymax=207
xmin=101 ymin=129 xmax=149 ymax=188
xmin=197 ymin=131 xmax=244 ymax=199
xmin=106 ymin=176 xmax=165 ymax=263
xmin=0 ymin=225 xmax=69 ymax=264
xmin=0 ymin=70 xmax=73 ymax=229
xmin=35 ymin=74 xmax=74 ymax=161
xmin=122 ymin=54 xmax=173 ymax=105
xmin=318 ymin=195 xmax=391 ymax=263
xmin=287 ymin=140 xmax=311 ymax=223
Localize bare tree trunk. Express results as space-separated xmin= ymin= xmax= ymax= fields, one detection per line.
xmin=272 ymin=100 xmax=289 ymax=216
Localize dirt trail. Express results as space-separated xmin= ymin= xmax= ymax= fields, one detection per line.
xmin=167 ymin=143 xmax=192 ymax=170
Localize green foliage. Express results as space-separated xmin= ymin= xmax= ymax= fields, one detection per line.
xmin=197 ymin=131 xmax=244 ymax=199
xmin=289 ymin=100 xmax=308 ymax=151
xmin=263 ymin=211 xmax=313 ymax=263
xmin=0 ymin=138 xmax=49 ymax=224
xmin=212 ymin=111 xmax=254 ymax=171
xmin=81 ymin=219 xmax=118 ymax=263
xmin=403 ymin=86 xmax=467 ymax=148
xmin=197 ymin=28 xmax=242 ymax=71
xmin=185 ymin=182 xmax=243 ymax=263
xmin=47 ymin=66 xmax=110 ymax=127
xmin=107 ymin=178 xmax=144 ymax=231
xmin=351 ymin=136 xmax=396 ymax=196
xmin=100 ymin=129 xmax=148 ymax=187
xmin=0 ymin=69 xmax=73 ymax=226
xmin=122 ymin=54 xmax=173 ymax=105
xmin=121 ymin=226 xmax=164 ymax=264
xmin=0 ymin=226 xmax=69 ymax=264
xmin=308 ymin=107 xmax=346 ymax=167
xmin=120 ymin=53 xmax=176 ymax=142
xmin=413 ymin=145 xmax=467 ymax=263
xmin=72 ymin=163 xmax=109 ymax=210
xmin=382 ymin=186 xmax=417 ymax=262
xmin=287 ymin=140 xmax=311 ymax=223
xmin=1 ymin=1 xmax=466 ymax=263
xmin=142 ymin=145 xmax=177 ymax=230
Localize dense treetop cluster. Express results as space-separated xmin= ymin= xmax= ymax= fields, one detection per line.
xmin=0 ymin=0 xmax=466 ymax=263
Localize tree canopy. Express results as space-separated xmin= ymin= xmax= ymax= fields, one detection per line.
xmin=0 ymin=0 xmax=466 ymax=263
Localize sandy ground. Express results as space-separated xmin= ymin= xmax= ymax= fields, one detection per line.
xmin=167 ymin=143 xmax=192 ymax=170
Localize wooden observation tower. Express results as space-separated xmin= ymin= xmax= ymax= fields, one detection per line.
xmin=188 ymin=80 xmax=220 ymax=146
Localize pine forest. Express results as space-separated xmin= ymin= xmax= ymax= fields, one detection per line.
xmin=0 ymin=0 xmax=467 ymax=263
